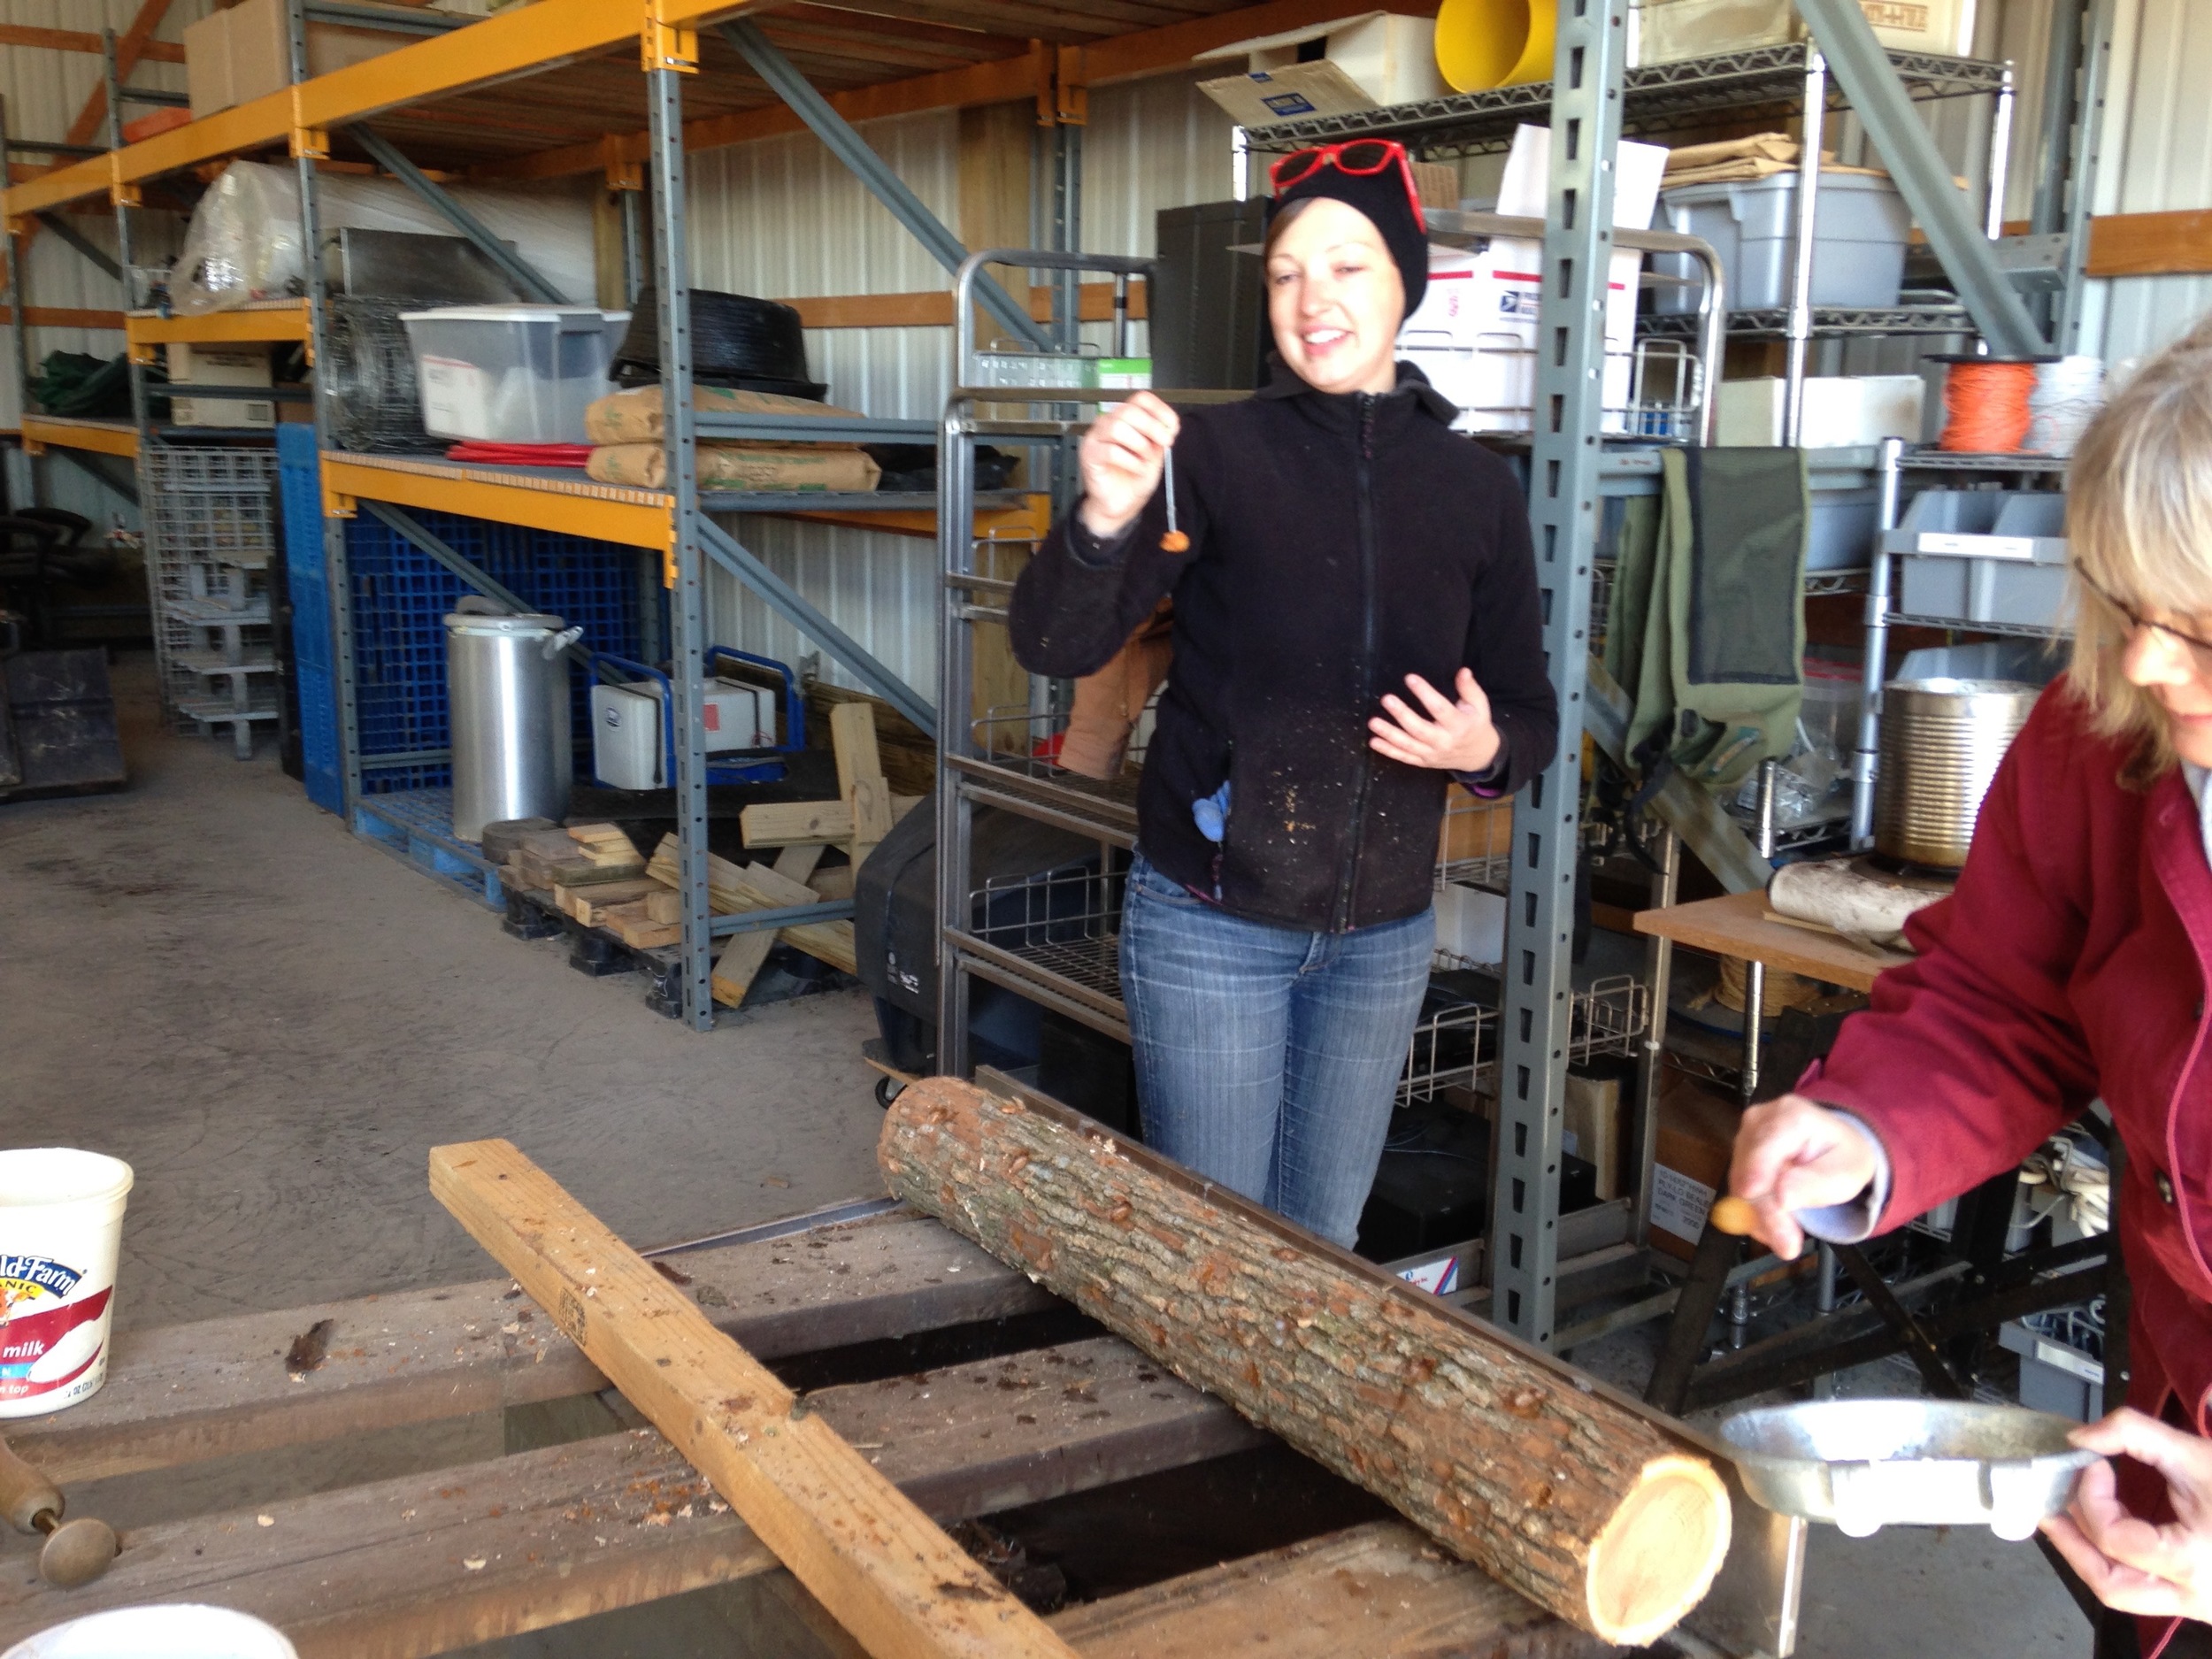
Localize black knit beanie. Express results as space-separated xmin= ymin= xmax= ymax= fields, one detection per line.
xmin=1266 ymin=158 xmax=1430 ymax=317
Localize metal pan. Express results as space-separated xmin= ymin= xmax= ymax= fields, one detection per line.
xmin=1719 ymin=1399 xmax=2097 ymax=1540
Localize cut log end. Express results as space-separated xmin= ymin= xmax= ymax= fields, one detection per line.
xmin=1583 ymin=1453 xmax=1732 ymax=1647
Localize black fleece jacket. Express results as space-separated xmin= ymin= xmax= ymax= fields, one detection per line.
xmin=1009 ymin=362 xmax=1558 ymax=933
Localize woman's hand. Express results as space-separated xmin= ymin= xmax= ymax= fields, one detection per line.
xmin=2044 ymin=1409 xmax=2212 ymax=1623
xmin=1370 ymin=670 xmax=1502 ymax=774
xmin=1077 ymin=391 xmax=1180 ymax=540
xmin=1728 ymin=1094 xmax=1881 ymax=1260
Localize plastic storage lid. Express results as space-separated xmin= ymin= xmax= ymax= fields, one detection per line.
xmin=401 ymin=305 xmax=626 ymax=328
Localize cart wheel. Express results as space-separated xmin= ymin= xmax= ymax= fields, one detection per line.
xmin=876 ymin=1074 xmax=904 ymax=1110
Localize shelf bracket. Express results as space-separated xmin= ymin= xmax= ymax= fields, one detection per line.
xmin=641 ymin=12 xmax=697 ymax=75
xmin=1794 ymin=0 xmax=2045 ymax=356
xmin=720 ymin=19 xmax=1054 ymax=354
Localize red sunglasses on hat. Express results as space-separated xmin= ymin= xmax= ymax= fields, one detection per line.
xmin=1267 ymin=138 xmax=1424 ymax=222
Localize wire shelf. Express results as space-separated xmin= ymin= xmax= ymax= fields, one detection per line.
xmin=143 ymin=443 xmax=279 ymax=730
xmin=1402 ymin=974 xmax=1651 ymax=1103
xmin=1639 ymin=306 xmax=1974 ymax=340
xmin=1240 ymin=45 xmax=2010 ymax=159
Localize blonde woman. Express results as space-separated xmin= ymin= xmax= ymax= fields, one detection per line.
xmin=1727 ymin=323 xmax=2212 ymax=1654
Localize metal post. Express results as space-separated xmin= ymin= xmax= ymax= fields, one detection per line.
xmin=1985 ymin=62 xmax=2016 ymax=242
xmin=1632 ymin=827 xmax=1679 ymax=1249
xmin=1739 ymin=758 xmax=1779 ymax=1106
xmin=104 ymin=31 xmax=150 ymax=445
xmin=1 ymin=98 xmax=37 ymax=511
xmin=288 ymin=0 xmax=359 ymax=816
xmin=1813 ymin=1242 xmax=1839 ymax=1399
xmin=352 ymin=128 xmax=565 ymax=303
xmin=1783 ymin=50 xmax=1827 ymax=449
xmin=2031 ymin=0 xmax=2087 ymax=238
xmin=649 ymin=64 xmax=714 ymax=1032
xmin=1850 ymin=436 xmax=1901 ymax=849
xmin=2058 ymin=0 xmax=2120 ymax=357
xmin=934 ymin=388 xmax=979 ymax=1077
xmin=1795 ymin=0 xmax=2044 ymax=357
xmin=1049 ymin=122 xmax=1082 ymax=355
xmin=618 ymin=183 xmax=644 ymax=307
xmin=1489 ymin=0 xmax=1630 ymax=1352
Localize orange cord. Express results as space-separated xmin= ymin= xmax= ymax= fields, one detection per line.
xmin=1939 ymin=359 xmax=2039 ymax=453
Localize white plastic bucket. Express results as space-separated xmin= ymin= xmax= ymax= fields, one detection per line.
xmin=0 ymin=1150 xmax=134 ymax=1417
xmin=1 ymin=1604 xmax=296 ymax=1658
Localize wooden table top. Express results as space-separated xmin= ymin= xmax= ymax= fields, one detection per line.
xmin=1632 ymin=889 xmax=1912 ymax=994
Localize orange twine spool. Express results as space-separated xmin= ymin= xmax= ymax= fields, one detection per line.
xmin=1939 ymin=359 xmax=2039 ymax=453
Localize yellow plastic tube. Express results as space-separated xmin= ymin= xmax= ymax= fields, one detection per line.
xmin=1434 ymin=0 xmax=1559 ymax=93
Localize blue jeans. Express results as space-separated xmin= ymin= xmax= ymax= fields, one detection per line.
xmin=1118 ymin=853 xmax=1434 ymax=1248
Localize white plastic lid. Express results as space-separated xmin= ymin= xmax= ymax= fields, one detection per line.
xmin=2 ymin=1604 xmax=296 ymax=1659
xmin=0 ymin=1149 xmax=133 ymax=1209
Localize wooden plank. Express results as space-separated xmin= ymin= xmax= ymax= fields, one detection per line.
xmin=1632 ymin=890 xmax=1905 ymax=995
xmin=832 ymin=701 xmax=892 ymax=870
xmin=742 ymin=798 xmax=856 ymax=848
xmin=2087 ymin=209 xmax=2212 ymax=278
xmin=598 ymin=900 xmax=680 ymax=949
xmin=8 ymin=1214 xmax=1056 ymax=1486
xmin=1051 ymin=1520 xmax=1600 ymax=1659
xmin=649 ymin=837 xmax=857 ymax=976
xmin=429 ymin=1138 xmax=1084 ymax=1659
xmin=0 ymin=23 xmax=185 ymax=60
xmin=780 ymin=283 xmax=1150 ymax=332
xmin=809 ymin=864 xmax=856 ymax=903
xmin=0 ymin=1338 xmax=1261 ymax=1658
xmin=880 ymin=1079 xmax=1732 ymax=1647
xmin=712 ymin=844 xmax=826 ymax=1008
xmin=0 ymin=306 xmax=126 ymax=330
xmin=556 ymin=878 xmax=659 ymax=924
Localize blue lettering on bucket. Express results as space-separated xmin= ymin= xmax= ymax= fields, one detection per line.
xmin=0 ymin=1256 xmax=82 ymax=1301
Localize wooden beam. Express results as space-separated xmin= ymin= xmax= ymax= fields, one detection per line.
xmin=64 ymin=0 xmax=175 ymax=154
xmin=474 ymin=42 xmax=1051 ymax=183
xmin=428 ymin=1138 xmax=1084 ymax=1659
xmin=711 ymin=842 xmax=824 ymax=1008
xmin=2087 ymin=209 xmax=2212 ymax=278
xmin=0 ymin=25 xmax=184 ymax=62
xmin=1068 ymin=0 xmax=1440 ymax=88
xmin=879 ymin=1078 xmax=1734 ymax=1649
xmin=0 ymin=307 xmax=125 ymax=330
xmin=741 ymin=799 xmax=856 ymax=847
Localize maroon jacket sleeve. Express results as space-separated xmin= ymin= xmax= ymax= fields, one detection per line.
xmin=1796 ymin=690 xmax=2101 ymax=1233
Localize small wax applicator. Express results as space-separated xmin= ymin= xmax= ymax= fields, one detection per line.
xmin=1161 ymin=444 xmax=1189 ymax=553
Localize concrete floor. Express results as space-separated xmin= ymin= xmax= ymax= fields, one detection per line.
xmin=0 ymin=654 xmax=889 ymax=1331
xmin=0 ymin=655 xmax=2096 ymax=1655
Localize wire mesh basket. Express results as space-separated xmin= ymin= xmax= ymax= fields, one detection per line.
xmin=142 ymin=444 xmax=279 ymax=731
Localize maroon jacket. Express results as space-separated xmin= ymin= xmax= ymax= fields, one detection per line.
xmin=1804 ymin=680 xmax=2212 ymax=1439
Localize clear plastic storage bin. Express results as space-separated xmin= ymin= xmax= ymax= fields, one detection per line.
xmin=1652 ymin=173 xmax=1912 ymax=315
xmin=400 ymin=305 xmax=628 ymax=444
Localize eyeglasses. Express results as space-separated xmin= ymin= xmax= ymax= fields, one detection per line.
xmin=1267 ymin=139 xmax=1425 ymax=224
xmin=2076 ymin=566 xmax=2212 ymax=669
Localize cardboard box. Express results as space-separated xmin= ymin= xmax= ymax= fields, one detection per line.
xmin=1649 ymin=1074 xmax=1742 ymax=1260
xmin=166 ymin=343 xmax=274 ymax=429
xmin=1632 ymin=0 xmax=1978 ymax=66
xmin=1438 ymin=784 xmax=1511 ymax=864
xmin=1196 ymin=12 xmax=1447 ymax=127
xmin=185 ymin=0 xmax=413 ymax=118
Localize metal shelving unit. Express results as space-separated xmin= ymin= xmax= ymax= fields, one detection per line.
xmin=3 ymin=2 xmax=1090 ymax=1033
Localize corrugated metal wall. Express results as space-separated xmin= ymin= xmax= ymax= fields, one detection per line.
xmin=0 ymin=0 xmax=215 ymax=526
xmin=693 ymin=73 xmax=1235 ymax=705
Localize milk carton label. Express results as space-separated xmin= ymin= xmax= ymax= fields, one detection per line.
xmin=0 ymin=1251 xmax=111 ymax=1404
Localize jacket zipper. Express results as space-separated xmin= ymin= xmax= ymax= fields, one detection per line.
xmin=1336 ymin=392 xmax=1380 ymax=932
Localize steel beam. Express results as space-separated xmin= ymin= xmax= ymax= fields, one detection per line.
xmin=697 ymin=515 xmax=935 ymax=741
xmin=2031 ymin=0 xmax=2086 ymax=238
xmin=0 ymin=100 xmax=35 ymax=515
xmin=32 ymin=212 xmax=119 ymax=281
xmin=649 ymin=63 xmax=715 ymax=1033
xmin=719 ymin=19 xmax=1051 ymax=353
xmin=359 ymin=501 xmax=591 ymax=668
xmin=1488 ymin=0 xmax=1631 ymax=1353
xmin=2060 ymin=0 xmax=2122 ymax=357
xmin=1795 ymin=0 xmax=2043 ymax=357
xmin=352 ymin=127 xmax=565 ymax=304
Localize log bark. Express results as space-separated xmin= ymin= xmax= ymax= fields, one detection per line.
xmin=879 ymin=1079 xmax=1731 ymax=1647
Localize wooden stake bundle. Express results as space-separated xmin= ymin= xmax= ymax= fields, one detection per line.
xmin=879 ymin=1079 xmax=1732 ymax=1647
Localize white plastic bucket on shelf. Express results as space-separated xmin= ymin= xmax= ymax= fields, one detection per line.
xmin=0 ymin=1149 xmax=134 ymax=1417
xmin=2 ymin=1604 xmax=296 ymax=1659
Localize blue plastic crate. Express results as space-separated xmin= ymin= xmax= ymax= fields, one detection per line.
xmin=346 ymin=509 xmax=644 ymax=786
xmin=276 ymin=428 xmax=343 ymax=814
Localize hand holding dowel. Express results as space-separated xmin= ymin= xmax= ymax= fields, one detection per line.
xmin=1077 ymin=391 xmax=1181 ymax=541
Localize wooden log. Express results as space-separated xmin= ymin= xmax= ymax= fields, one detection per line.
xmin=878 ymin=1079 xmax=1731 ymax=1648
xmin=430 ymin=1139 xmax=1082 ymax=1659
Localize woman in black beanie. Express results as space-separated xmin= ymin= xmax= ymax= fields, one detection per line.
xmin=1009 ymin=140 xmax=1557 ymax=1248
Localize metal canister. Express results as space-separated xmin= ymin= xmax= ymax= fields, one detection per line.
xmin=444 ymin=601 xmax=580 ymax=841
xmin=1874 ymin=678 xmax=2040 ymax=869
